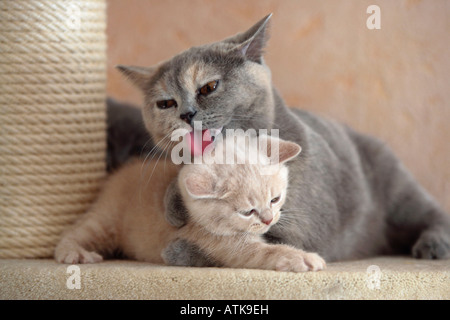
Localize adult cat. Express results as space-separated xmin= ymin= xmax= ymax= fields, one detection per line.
xmin=117 ymin=14 xmax=450 ymax=262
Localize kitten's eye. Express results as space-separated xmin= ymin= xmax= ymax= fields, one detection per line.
xmin=198 ymin=80 xmax=219 ymax=96
xmin=270 ymin=196 xmax=281 ymax=205
xmin=241 ymin=209 xmax=257 ymax=217
xmin=156 ymin=99 xmax=177 ymax=109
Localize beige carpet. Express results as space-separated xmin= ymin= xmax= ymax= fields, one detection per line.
xmin=1 ymin=257 xmax=449 ymax=300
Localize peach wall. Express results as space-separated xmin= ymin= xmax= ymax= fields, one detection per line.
xmin=106 ymin=0 xmax=450 ymax=212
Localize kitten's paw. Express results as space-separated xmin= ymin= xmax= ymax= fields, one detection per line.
xmin=302 ymin=252 xmax=327 ymax=271
xmin=55 ymin=247 xmax=103 ymax=264
xmin=276 ymin=251 xmax=326 ymax=272
xmin=276 ymin=255 xmax=308 ymax=272
xmin=412 ymin=229 xmax=450 ymax=259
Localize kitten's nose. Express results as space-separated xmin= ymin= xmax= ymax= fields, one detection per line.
xmin=260 ymin=209 xmax=273 ymax=225
xmin=180 ymin=110 xmax=197 ymax=125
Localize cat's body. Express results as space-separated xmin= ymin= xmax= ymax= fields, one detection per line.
xmin=116 ymin=14 xmax=450 ymax=263
xmin=56 ymin=137 xmax=326 ymax=272
xmin=106 ymin=98 xmax=153 ymax=173
xmin=55 ymin=158 xmax=178 ymax=264
xmin=269 ymin=101 xmax=437 ymax=261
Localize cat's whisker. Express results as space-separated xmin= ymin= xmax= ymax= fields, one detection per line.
xmin=162 ymin=140 xmax=175 ymax=175
xmin=228 ymin=232 xmax=248 ymax=258
xmin=275 ymin=212 xmax=299 ymax=224
xmin=271 ymin=218 xmax=296 ymax=231
xmin=228 ymin=115 xmax=284 ymax=128
xmin=138 ymin=132 xmax=175 ymax=203
xmin=140 ymin=133 xmax=174 ymax=175
xmin=140 ymin=131 xmax=172 ymax=176
xmin=202 ymin=110 xmax=284 ymax=129
xmin=139 ymin=137 xmax=154 ymax=158
xmin=144 ymin=137 xmax=174 ymax=189
xmin=163 ymin=141 xmax=177 ymax=175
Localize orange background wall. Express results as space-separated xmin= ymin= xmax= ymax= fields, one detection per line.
xmin=106 ymin=0 xmax=450 ymax=213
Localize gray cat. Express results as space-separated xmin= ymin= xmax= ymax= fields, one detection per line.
xmin=106 ymin=98 xmax=153 ymax=172
xmin=117 ymin=14 xmax=450 ymax=263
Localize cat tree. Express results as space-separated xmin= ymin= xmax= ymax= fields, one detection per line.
xmin=0 ymin=0 xmax=106 ymax=258
xmin=0 ymin=0 xmax=448 ymax=300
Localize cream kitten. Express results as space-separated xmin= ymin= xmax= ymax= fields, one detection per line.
xmin=55 ymin=136 xmax=326 ymax=272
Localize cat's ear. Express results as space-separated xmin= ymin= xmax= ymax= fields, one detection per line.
xmin=278 ymin=140 xmax=302 ymax=164
xmin=259 ymin=135 xmax=302 ymax=164
xmin=116 ymin=65 xmax=156 ymax=91
xmin=226 ymin=13 xmax=272 ymax=63
xmin=184 ymin=172 xmax=216 ymax=199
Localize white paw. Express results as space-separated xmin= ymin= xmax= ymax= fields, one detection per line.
xmin=276 ymin=251 xmax=326 ymax=272
xmin=55 ymin=247 xmax=103 ymax=264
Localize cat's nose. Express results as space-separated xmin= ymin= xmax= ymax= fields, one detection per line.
xmin=180 ymin=110 xmax=197 ymax=125
xmin=260 ymin=209 xmax=273 ymax=225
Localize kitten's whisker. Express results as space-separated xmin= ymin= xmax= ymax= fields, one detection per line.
xmin=274 ymin=217 xmax=302 ymax=231
xmin=232 ymin=231 xmax=251 ymax=257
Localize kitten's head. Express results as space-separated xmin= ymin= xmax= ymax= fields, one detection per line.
xmin=178 ymin=136 xmax=301 ymax=236
xmin=117 ymin=14 xmax=274 ymax=152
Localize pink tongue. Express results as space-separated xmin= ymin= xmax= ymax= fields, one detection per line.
xmin=185 ymin=129 xmax=213 ymax=156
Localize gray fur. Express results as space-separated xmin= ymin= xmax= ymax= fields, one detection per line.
xmin=117 ymin=14 xmax=450 ymax=263
xmin=163 ymin=179 xmax=189 ymax=228
xmin=161 ymin=239 xmax=220 ymax=267
xmin=106 ymin=98 xmax=153 ymax=172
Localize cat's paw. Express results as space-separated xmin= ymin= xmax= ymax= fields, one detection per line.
xmin=412 ymin=229 xmax=450 ymax=259
xmin=276 ymin=251 xmax=326 ymax=272
xmin=55 ymin=246 xmax=103 ymax=264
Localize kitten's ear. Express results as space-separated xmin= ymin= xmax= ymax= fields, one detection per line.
xmin=278 ymin=140 xmax=302 ymax=164
xmin=226 ymin=13 xmax=272 ymax=63
xmin=184 ymin=172 xmax=216 ymax=199
xmin=260 ymin=136 xmax=302 ymax=164
xmin=116 ymin=65 xmax=156 ymax=91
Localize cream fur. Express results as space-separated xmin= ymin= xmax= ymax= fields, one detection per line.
xmin=55 ymin=139 xmax=325 ymax=272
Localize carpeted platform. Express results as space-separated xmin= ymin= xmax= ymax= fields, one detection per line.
xmin=1 ymin=257 xmax=449 ymax=300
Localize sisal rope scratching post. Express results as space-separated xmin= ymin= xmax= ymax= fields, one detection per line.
xmin=0 ymin=0 xmax=107 ymax=258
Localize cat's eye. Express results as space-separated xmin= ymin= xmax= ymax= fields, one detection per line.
xmin=271 ymin=196 xmax=281 ymax=205
xmin=241 ymin=209 xmax=257 ymax=217
xmin=198 ymin=80 xmax=219 ymax=96
xmin=156 ymin=99 xmax=177 ymax=109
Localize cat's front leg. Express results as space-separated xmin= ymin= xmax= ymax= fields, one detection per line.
xmin=164 ymin=179 xmax=189 ymax=227
xmin=244 ymin=243 xmax=326 ymax=272
xmin=186 ymin=232 xmax=326 ymax=272
xmin=273 ymin=246 xmax=326 ymax=272
xmin=55 ymin=238 xmax=103 ymax=264
xmin=54 ymin=208 xmax=115 ymax=264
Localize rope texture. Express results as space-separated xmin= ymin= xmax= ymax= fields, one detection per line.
xmin=0 ymin=0 xmax=107 ymax=258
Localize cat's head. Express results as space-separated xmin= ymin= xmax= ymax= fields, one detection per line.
xmin=178 ymin=136 xmax=301 ymax=236
xmin=117 ymin=14 xmax=274 ymax=154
